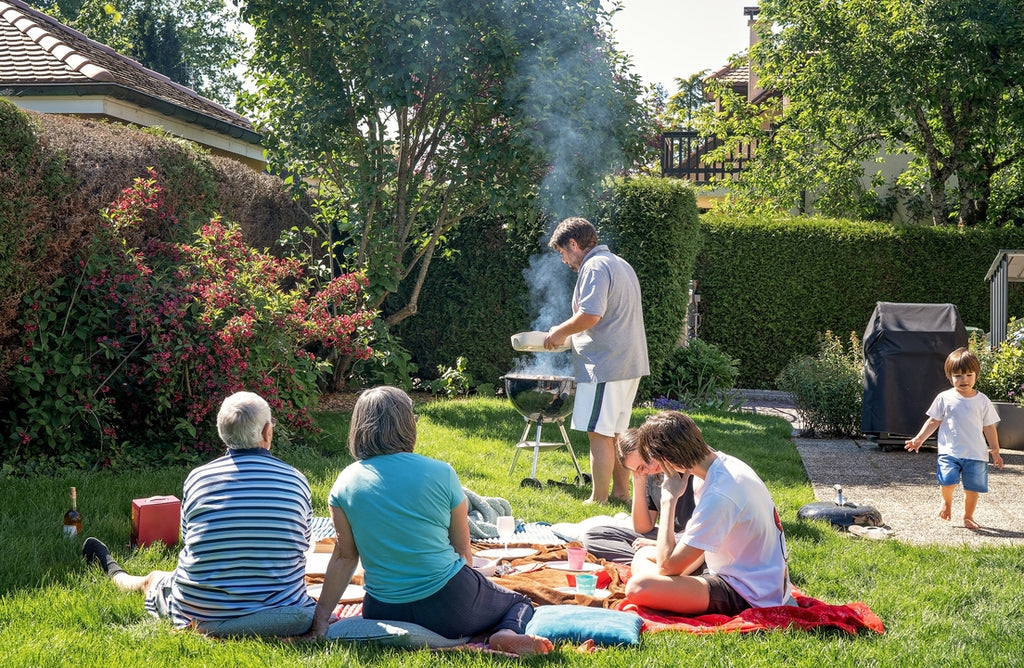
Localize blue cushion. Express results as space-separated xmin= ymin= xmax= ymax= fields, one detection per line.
xmin=524 ymin=605 xmax=642 ymax=646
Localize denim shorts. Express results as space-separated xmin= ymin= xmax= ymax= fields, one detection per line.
xmin=936 ymin=454 xmax=989 ymax=492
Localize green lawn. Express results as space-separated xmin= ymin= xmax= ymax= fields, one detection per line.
xmin=2 ymin=397 xmax=1022 ymax=667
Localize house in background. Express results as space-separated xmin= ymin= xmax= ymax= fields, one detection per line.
xmin=661 ymin=6 xmax=768 ymax=210
xmin=662 ymin=5 xmax=911 ymax=217
xmin=0 ymin=0 xmax=265 ymax=170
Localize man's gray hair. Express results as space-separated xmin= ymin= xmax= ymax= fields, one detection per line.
xmin=217 ymin=391 xmax=272 ymax=449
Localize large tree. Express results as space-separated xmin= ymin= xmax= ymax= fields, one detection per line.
xmin=700 ymin=0 xmax=1024 ymax=225
xmin=237 ymin=1 xmax=646 ymax=346
xmin=661 ymin=71 xmax=710 ymax=132
xmin=35 ymin=0 xmax=245 ymax=107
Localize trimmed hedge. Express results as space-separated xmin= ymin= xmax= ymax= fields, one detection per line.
xmin=593 ymin=176 xmax=700 ymax=399
xmin=696 ymin=213 xmax=1024 ymax=388
xmin=390 ymin=211 xmax=539 ymax=386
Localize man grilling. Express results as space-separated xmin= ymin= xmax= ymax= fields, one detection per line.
xmin=544 ymin=217 xmax=649 ymax=505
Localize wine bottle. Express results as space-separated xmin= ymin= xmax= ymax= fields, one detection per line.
xmin=63 ymin=487 xmax=82 ymax=538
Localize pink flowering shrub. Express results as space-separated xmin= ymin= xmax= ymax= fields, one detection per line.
xmin=6 ymin=172 xmax=374 ymax=473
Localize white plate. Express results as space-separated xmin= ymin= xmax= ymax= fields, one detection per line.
xmin=555 ymin=586 xmax=610 ymax=600
xmin=475 ymin=547 xmax=538 ymax=559
xmin=306 ymin=583 xmax=365 ymax=603
xmin=510 ymin=331 xmax=571 ymax=353
xmin=304 ymin=551 xmax=333 ymax=575
xmin=544 ymin=560 xmax=603 ymax=573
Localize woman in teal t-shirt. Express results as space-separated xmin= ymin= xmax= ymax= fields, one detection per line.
xmin=307 ymin=386 xmax=552 ymax=656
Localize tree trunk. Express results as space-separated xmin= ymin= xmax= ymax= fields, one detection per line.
xmin=927 ymin=177 xmax=947 ymax=226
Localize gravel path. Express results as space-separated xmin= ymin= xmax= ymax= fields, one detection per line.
xmin=741 ymin=392 xmax=1024 ymax=548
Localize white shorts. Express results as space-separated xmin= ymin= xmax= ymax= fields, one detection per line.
xmin=572 ymin=378 xmax=641 ymax=437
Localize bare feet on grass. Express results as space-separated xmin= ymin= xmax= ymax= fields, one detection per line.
xmin=488 ymin=630 xmax=553 ymax=656
xmin=584 ymin=495 xmax=629 ymax=506
xmin=963 ymin=517 xmax=981 ymax=530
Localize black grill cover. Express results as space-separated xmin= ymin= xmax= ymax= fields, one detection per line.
xmin=861 ymin=302 xmax=968 ymax=436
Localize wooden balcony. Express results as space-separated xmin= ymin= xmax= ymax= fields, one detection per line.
xmin=661 ymin=130 xmax=756 ymax=183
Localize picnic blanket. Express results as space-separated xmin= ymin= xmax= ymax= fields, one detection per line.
xmin=473 ymin=543 xmax=884 ymax=636
xmin=310 ymin=541 xmax=884 ymax=642
xmin=619 ymin=589 xmax=885 ymax=635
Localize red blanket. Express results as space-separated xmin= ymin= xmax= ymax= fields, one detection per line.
xmin=618 ymin=588 xmax=885 ymax=635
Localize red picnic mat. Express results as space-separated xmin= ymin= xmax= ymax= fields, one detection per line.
xmin=617 ymin=588 xmax=885 ymax=635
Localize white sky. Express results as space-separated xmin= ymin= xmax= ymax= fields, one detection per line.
xmin=608 ymin=0 xmax=756 ymax=94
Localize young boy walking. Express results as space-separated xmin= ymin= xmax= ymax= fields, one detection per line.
xmin=905 ymin=347 xmax=1005 ymax=529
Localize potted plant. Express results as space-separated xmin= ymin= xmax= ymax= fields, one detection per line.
xmin=974 ymin=318 xmax=1024 ymax=451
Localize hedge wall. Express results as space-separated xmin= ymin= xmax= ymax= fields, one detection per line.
xmin=389 ymin=211 xmax=539 ymax=386
xmin=695 ymin=213 xmax=1024 ymax=388
xmin=396 ymin=176 xmax=700 ymax=398
xmin=592 ymin=176 xmax=700 ymax=399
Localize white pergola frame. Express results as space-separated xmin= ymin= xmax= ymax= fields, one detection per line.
xmin=985 ymin=250 xmax=1024 ymax=346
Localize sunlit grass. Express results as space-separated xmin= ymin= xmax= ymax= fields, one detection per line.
xmin=2 ymin=397 xmax=1023 ymax=666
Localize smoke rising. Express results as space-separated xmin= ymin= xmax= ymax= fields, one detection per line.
xmin=509 ymin=5 xmax=629 ymax=379
xmin=512 ymin=251 xmax=574 ymax=377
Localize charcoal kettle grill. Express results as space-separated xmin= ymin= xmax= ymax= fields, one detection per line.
xmin=502 ymin=374 xmax=588 ymax=489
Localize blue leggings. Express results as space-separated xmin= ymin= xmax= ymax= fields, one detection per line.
xmin=362 ymin=564 xmax=533 ymax=639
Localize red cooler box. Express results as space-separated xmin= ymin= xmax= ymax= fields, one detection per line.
xmin=131 ymin=495 xmax=181 ymax=548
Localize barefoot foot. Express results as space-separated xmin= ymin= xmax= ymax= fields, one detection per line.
xmin=938 ymin=503 xmax=952 ymax=521
xmin=488 ymin=630 xmax=553 ymax=656
xmin=963 ymin=517 xmax=981 ymax=530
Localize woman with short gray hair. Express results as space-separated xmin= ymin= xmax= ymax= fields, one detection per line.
xmin=347 ymin=386 xmax=416 ymax=459
xmin=309 ymin=386 xmax=551 ymax=655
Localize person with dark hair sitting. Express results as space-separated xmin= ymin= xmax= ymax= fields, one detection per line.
xmin=624 ymin=411 xmax=796 ymax=616
xmin=83 ymin=391 xmax=316 ymax=637
xmin=306 ymin=386 xmax=552 ymax=656
xmin=582 ymin=428 xmax=695 ymax=563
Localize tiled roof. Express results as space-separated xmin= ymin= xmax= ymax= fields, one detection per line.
xmin=0 ymin=0 xmax=256 ymax=137
xmin=707 ymin=62 xmax=750 ymax=87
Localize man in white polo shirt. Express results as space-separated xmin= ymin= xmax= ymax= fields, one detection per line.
xmin=544 ymin=216 xmax=649 ymax=504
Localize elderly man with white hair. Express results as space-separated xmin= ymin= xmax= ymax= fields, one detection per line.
xmin=83 ymin=391 xmax=316 ymax=637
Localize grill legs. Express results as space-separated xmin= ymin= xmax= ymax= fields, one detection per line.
xmin=508 ymin=418 xmax=585 ymax=487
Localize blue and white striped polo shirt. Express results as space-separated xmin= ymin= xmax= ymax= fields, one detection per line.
xmin=156 ymin=448 xmax=314 ymax=627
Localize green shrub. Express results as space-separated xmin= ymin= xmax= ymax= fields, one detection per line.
xmin=975 ymin=318 xmax=1024 ymax=404
xmin=652 ymin=338 xmax=742 ymax=410
xmin=776 ymin=331 xmax=864 ymax=437
xmin=416 ymin=357 xmax=474 ymax=398
xmin=348 ymin=320 xmax=419 ymax=391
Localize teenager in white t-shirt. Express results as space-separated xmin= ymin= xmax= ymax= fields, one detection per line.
xmin=623 ymin=411 xmax=796 ymax=615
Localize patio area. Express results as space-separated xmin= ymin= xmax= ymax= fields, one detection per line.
xmin=741 ymin=390 xmax=1024 ymax=547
